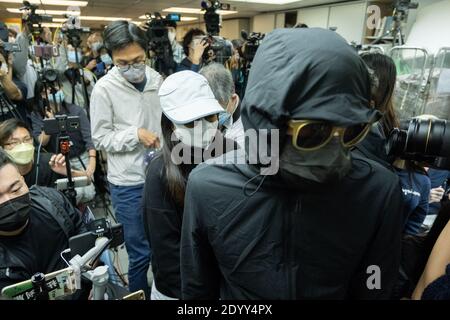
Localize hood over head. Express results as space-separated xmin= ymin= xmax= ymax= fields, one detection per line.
xmin=240 ymin=28 xmax=381 ymax=160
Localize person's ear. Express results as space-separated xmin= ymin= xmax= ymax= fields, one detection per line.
xmin=227 ymin=93 xmax=239 ymax=114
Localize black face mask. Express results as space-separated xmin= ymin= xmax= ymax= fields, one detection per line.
xmin=279 ymin=138 xmax=352 ymax=190
xmin=0 ymin=193 xmax=31 ymax=233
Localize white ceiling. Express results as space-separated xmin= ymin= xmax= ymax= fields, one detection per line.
xmin=1 ymin=0 xmax=354 ymax=29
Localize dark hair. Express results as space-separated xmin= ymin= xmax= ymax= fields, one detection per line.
xmin=0 ymin=148 xmax=14 ymax=171
xmin=361 ymin=53 xmax=399 ymax=137
xmin=103 ymin=21 xmax=148 ymax=55
xmin=160 ymin=114 xmax=188 ymax=207
xmin=182 ymin=28 xmax=206 ymax=56
xmin=0 ymin=118 xmax=31 ymax=147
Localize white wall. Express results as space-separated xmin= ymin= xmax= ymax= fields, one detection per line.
xmin=328 ymin=2 xmax=367 ymax=43
xmin=297 ymin=6 xmax=329 ymax=29
xmin=252 ymin=14 xmax=276 ymax=33
xmin=406 ymin=0 xmax=450 ymax=54
xmin=275 ymin=13 xmax=285 ymax=28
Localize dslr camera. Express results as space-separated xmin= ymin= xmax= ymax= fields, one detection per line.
xmin=387 ymin=117 xmax=450 ymax=169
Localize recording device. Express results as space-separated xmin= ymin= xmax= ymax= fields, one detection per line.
xmin=387 ymin=117 xmax=450 ymax=169
xmin=33 ymin=44 xmax=59 ymax=58
xmin=56 ymin=176 xmax=91 ymax=191
xmin=395 ymin=0 xmax=419 ymax=13
xmin=43 ymin=115 xmax=81 ymax=135
xmin=69 ymin=218 xmax=124 ymax=260
xmin=145 ymin=12 xmax=179 ymax=75
xmin=1 ymin=42 xmax=21 ymax=53
xmin=20 ymin=1 xmax=53 ymax=36
xmin=61 ymin=15 xmax=91 ymax=48
xmin=201 ymin=0 xmax=230 ymax=36
xmin=241 ymin=30 xmax=264 ymax=62
xmin=197 ymin=1 xmax=233 ymax=64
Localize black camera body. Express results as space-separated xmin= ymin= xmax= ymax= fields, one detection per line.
xmin=43 ymin=115 xmax=81 ymax=135
xmin=69 ymin=218 xmax=124 ymax=259
xmin=387 ymin=117 xmax=450 ymax=169
xmin=1 ymin=42 xmax=21 ymax=54
xmin=241 ymin=30 xmax=264 ymax=62
xmin=395 ymin=0 xmax=419 ymax=13
xmin=20 ymin=1 xmax=53 ymax=35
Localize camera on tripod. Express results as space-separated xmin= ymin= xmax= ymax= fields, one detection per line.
xmin=387 ymin=117 xmax=450 ymax=169
xmin=199 ymin=1 xmax=233 ymax=64
xmin=20 ymin=1 xmax=53 ymax=34
xmin=61 ymin=15 xmax=91 ymax=49
xmin=241 ymin=30 xmax=264 ymax=62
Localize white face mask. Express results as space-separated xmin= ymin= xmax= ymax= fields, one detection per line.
xmin=173 ymin=118 xmax=218 ymax=149
xmin=168 ymin=31 xmax=176 ymax=44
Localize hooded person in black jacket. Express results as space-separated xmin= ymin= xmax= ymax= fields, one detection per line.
xmin=180 ymin=28 xmax=404 ymax=300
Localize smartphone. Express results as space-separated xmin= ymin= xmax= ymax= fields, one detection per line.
xmin=1 ymin=267 xmax=78 ymax=300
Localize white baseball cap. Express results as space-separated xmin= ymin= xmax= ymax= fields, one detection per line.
xmin=158 ymin=70 xmax=224 ymax=125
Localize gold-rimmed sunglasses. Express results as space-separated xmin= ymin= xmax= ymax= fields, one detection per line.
xmin=287 ymin=120 xmax=372 ymax=151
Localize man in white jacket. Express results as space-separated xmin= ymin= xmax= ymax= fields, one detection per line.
xmin=90 ymin=21 xmax=161 ymax=298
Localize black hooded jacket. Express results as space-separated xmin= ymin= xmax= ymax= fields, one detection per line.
xmin=180 ymin=28 xmax=404 ymax=300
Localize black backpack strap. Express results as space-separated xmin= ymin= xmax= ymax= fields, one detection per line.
xmin=30 ymin=186 xmax=75 ymax=239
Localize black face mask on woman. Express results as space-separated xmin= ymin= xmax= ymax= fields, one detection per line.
xmin=0 ymin=193 xmax=31 ymax=233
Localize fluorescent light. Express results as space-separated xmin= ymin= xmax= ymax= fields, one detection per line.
xmin=7 ymin=8 xmax=81 ymax=15
xmin=53 ymin=16 xmax=131 ymax=22
xmin=138 ymin=15 xmax=198 ymax=22
xmin=0 ymin=0 xmax=88 ymax=6
xmin=40 ymin=23 xmax=65 ymax=28
xmin=225 ymin=0 xmax=301 ymax=4
xmin=163 ymin=7 xmax=238 ymax=15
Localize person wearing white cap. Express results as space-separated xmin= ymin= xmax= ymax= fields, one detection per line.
xmin=143 ymin=70 xmax=238 ymax=300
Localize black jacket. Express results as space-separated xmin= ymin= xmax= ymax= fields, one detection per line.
xmin=0 ymin=186 xmax=85 ymax=291
xmin=180 ymin=28 xmax=404 ymax=300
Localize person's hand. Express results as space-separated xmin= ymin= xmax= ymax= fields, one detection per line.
xmin=45 ymin=108 xmax=55 ymax=119
xmin=86 ymin=158 xmax=96 ymax=179
xmin=49 ymin=154 xmax=67 ymax=176
xmin=429 ymin=187 xmax=445 ymax=204
xmin=7 ymin=53 xmax=13 ymax=67
xmin=191 ymin=39 xmax=209 ymax=65
xmin=138 ymin=128 xmax=160 ymax=148
xmin=86 ymin=59 xmax=97 ymax=71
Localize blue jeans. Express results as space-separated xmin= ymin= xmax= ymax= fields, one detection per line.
xmin=110 ymin=183 xmax=151 ymax=298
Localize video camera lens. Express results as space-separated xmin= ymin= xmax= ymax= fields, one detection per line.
xmin=42 ymin=68 xmax=58 ymax=83
xmin=387 ymin=118 xmax=450 ymax=159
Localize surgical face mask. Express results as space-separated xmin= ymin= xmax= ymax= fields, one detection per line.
xmin=0 ymin=193 xmax=31 ymax=233
xmin=119 ymin=64 xmax=146 ymax=83
xmin=174 ymin=118 xmax=218 ymax=149
xmin=168 ymin=31 xmax=176 ymax=43
xmin=5 ymin=143 xmax=35 ymax=165
xmin=67 ymin=51 xmax=82 ymax=63
xmin=8 ymin=37 xmax=15 ymax=43
xmin=219 ymin=98 xmax=238 ymax=129
xmin=100 ymin=53 xmax=113 ymax=65
xmin=279 ymin=138 xmax=352 ymax=186
xmin=48 ymin=90 xmax=65 ymax=105
xmin=91 ymin=42 xmax=103 ymax=52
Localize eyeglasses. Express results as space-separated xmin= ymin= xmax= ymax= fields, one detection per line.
xmin=4 ymin=136 xmax=33 ymax=149
xmin=287 ymin=120 xmax=371 ymax=151
xmin=115 ymin=60 xmax=146 ymax=72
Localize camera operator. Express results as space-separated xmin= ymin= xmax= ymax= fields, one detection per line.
xmin=177 ymin=28 xmax=208 ymax=72
xmin=0 ymin=148 xmax=86 ymax=292
xmin=225 ymin=39 xmax=244 ymax=99
xmin=90 ymin=20 xmax=163 ymax=298
xmin=29 ymin=81 xmax=96 ymax=204
xmin=82 ymin=32 xmax=107 ymax=80
xmin=165 ymin=20 xmax=185 ymax=65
